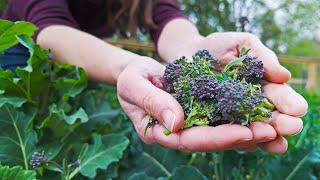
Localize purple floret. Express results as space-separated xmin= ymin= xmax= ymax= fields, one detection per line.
xmin=215 ymin=79 xmax=246 ymax=114
xmin=163 ymin=61 xmax=181 ymax=93
xmin=193 ymin=49 xmax=216 ymax=61
xmin=238 ymin=56 xmax=264 ymax=83
xmin=191 ymin=75 xmax=218 ymax=101
xmin=30 ymin=151 xmax=48 ymax=168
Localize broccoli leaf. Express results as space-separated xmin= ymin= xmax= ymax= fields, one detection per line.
xmin=0 ymin=20 xmax=36 ymax=52
xmin=68 ymin=134 xmax=129 ymax=179
xmin=223 ymin=56 xmax=246 ymax=72
xmin=0 ymin=105 xmax=37 ymax=170
xmin=0 ymin=165 xmax=37 ymax=180
xmin=171 ymin=165 xmax=208 ymax=180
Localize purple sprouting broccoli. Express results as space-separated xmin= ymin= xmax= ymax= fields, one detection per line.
xmin=148 ymin=47 xmax=274 ymax=132
xmin=191 ymin=74 xmax=218 ymax=101
xmin=224 ymin=48 xmax=264 ymax=84
xmin=215 ymin=79 xmax=246 ymax=114
xmin=238 ymin=56 xmax=264 ymax=84
xmin=30 ymin=151 xmax=48 ymax=168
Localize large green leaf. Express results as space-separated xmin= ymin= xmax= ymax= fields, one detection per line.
xmin=171 ymin=166 xmax=208 ymax=180
xmin=80 ymin=88 xmax=122 ymax=130
xmin=128 ymin=172 xmax=155 ymax=180
xmin=0 ymin=105 xmax=37 ymax=170
xmin=0 ymin=19 xmax=13 ymax=35
xmin=53 ymin=64 xmax=88 ymax=98
xmin=0 ymin=165 xmax=36 ymax=180
xmin=0 ymin=35 xmax=50 ymax=108
xmin=263 ymin=148 xmax=320 ymax=180
xmin=49 ymin=104 xmax=88 ymax=125
xmin=119 ymin=135 xmax=189 ymax=179
xmin=0 ymin=20 xmax=36 ymax=52
xmin=68 ymin=134 xmax=129 ymax=179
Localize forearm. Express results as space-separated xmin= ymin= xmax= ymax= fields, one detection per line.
xmin=37 ymin=25 xmax=140 ymax=85
xmin=157 ymin=19 xmax=204 ymax=62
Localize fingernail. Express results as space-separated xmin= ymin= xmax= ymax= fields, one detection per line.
xmin=293 ymin=127 xmax=303 ymax=136
xmin=240 ymin=138 xmax=252 ymax=143
xmin=162 ymin=110 xmax=176 ymax=132
xmin=280 ymin=66 xmax=291 ymax=77
xmin=257 ymin=137 xmax=275 ymax=143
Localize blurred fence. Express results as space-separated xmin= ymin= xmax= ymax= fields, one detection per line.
xmin=105 ymin=39 xmax=320 ymax=91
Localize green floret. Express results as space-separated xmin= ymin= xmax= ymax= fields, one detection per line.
xmin=183 ymin=97 xmax=215 ymax=128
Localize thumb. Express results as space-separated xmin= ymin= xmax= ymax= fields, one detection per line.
xmin=117 ymin=60 xmax=185 ymax=132
xmin=141 ymin=86 xmax=185 ymax=132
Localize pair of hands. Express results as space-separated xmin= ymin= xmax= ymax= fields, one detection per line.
xmin=117 ymin=32 xmax=308 ymax=153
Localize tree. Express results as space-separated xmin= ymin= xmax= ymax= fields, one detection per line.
xmin=180 ymin=0 xmax=320 ymax=55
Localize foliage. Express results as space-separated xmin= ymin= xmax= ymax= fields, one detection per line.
xmin=180 ymin=0 xmax=320 ymax=56
xmin=0 ymin=165 xmax=36 ymax=180
xmin=287 ymin=39 xmax=320 ymax=58
xmin=0 ymin=19 xmax=129 ymax=179
xmin=0 ymin=0 xmax=8 ymax=12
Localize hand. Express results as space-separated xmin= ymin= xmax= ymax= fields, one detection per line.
xmin=176 ymin=32 xmax=308 ymax=153
xmin=117 ymin=57 xmax=255 ymax=152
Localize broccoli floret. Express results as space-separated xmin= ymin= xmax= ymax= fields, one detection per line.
xmin=183 ymin=97 xmax=215 ymax=128
xmin=237 ymin=56 xmax=264 ymax=83
xmin=163 ymin=61 xmax=181 ymax=93
xmin=191 ymin=74 xmax=218 ymax=101
xmin=214 ymin=79 xmax=273 ymax=125
xmin=30 ymin=151 xmax=48 ymax=168
xmin=147 ymin=48 xmax=275 ymax=133
xmin=224 ymin=48 xmax=264 ymax=84
xmin=193 ymin=49 xmax=217 ymax=62
xmin=215 ymin=79 xmax=246 ymax=114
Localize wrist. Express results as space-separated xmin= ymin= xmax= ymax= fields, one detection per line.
xmin=105 ymin=53 xmax=142 ymax=85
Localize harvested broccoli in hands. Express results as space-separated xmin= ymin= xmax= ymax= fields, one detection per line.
xmin=149 ymin=48 xmax=274 ymax=132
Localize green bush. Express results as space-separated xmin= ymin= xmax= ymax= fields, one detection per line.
xmin=0 ymin=19 xmax=319 ymax=180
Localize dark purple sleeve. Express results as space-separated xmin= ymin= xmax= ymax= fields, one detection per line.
xmin=151 ymin=0 xmax=189 ymax=48
xmin=2 ymin=0 xmax=79 ymax=41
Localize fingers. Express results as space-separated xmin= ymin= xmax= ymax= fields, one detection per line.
xmin=244 ymin=33 xmax=291 ymax=83
xmin=152 ymin=124 xmax=253 ymax=152
xmin=233 ymin=122 xmax=277 ymax=152
xmin=270 ymin=111 xmax=303 ymax=136
xmin=263 ymin=83 xmax=308 ymax=117
xmin=248 ymin=122 xmax=277 ymax=143
xmin=235 ymin=142 xmax=257 ymax=152
xmin=117 ymin=60 xmax=185 ymax=132
xmin=259 ymin=136 xmax=288 ymax=154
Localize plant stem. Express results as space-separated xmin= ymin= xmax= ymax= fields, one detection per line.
xmin=219 ymin=153 xmax=224 ymax=180
xmin=285 ymin=151 xmax=311 ymax=180
xmin=5 ymin=105 xmax=29 ymax=170
xmin=187 ymin=153 xmax=197 ymax=165
xmin=213 ymin=154 xmax=220 ymax=180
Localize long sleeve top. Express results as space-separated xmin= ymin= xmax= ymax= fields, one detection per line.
xmin=1 ymin=0 xmax=187 ymax=45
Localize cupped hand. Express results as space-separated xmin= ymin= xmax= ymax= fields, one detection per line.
xmin=117 ymin=57 xmax=255 ymax=152
xmin=177 ymin=32 xmax=308 ymax=153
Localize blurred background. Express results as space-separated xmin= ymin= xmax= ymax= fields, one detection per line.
xmin=109 ymin=0 xmax=320 ymax=91
xmin=1 ymin=0 xmax=320 ymax=179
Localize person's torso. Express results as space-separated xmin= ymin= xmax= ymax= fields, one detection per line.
xmin=67 ymin=0 xmax=115 ymax=37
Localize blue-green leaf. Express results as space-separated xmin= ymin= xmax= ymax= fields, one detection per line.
xmin=0 ymin=165 xmax=36 ymax=180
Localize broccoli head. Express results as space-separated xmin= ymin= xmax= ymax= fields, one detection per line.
xmin=191 ymin=74 xmax=218 ymax=101
xmin=147 ymin=48 xmax=274 ymax=133
xmin=224 ymin=48 xmax=264 ymax=84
